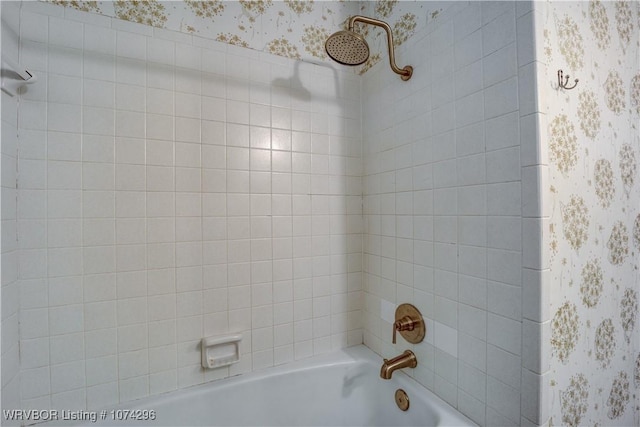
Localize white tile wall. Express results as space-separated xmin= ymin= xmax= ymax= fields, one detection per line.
xmin=8 ymin=1 xmax=549 ymax=424
xmin=16 ymin=3 xmax=362 ymax=411
xmin=362 ymin=2 xmax=535 ymax=426
xmin=2 ymin=2 xmax=22 ymax=423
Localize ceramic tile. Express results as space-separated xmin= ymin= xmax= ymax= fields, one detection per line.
xmin=7 ymin=2 xmax=560 ymax=424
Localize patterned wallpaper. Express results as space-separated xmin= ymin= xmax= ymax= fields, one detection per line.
xmin=545 ymin=1 xmax=640 ymax=425
xmin=44 ymin=0 xmax=439 ymax=75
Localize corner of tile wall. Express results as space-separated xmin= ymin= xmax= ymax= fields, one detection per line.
xmin=1 ymin=0 xmax=22 ymax=421
xmin=516 ymin=2 xmax=551 ymax=427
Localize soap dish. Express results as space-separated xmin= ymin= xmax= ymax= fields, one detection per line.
xmin=201 ymin=334 xmax=242 ymax=369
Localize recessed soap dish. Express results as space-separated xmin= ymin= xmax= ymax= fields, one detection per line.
xmin=201 ymin=334 xmax=242 ymax=369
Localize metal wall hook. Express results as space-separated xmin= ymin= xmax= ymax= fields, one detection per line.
xmin=558 ymin=69 xmax=578 ymax=90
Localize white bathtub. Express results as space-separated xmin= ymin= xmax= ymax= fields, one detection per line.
xmin=46 ymin=345 xmax=475 ymax=426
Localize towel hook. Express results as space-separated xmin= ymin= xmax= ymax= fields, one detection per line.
xmin=557 ymin=69 xmax=578 ymax=90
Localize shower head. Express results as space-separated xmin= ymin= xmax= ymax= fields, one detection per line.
xmin=325 ymin=15 xmax=412 ymax=81
xmin=325 ymin=30 xmax=370 ymax=66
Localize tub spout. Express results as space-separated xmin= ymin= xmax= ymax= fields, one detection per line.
xmin=380 ymin=350 xmax=417 ymax=379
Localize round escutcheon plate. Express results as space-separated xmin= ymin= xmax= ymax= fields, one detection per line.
xmin=395 ymin=389 xmax=410 ymax=411
xmin=395 ymin=303 xmax=426 ymax=344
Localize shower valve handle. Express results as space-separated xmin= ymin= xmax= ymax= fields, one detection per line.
xmin=392 ymin=317 xmax=416 ymax=344
xmin=392 ymin=304 xmax=426 ymax=344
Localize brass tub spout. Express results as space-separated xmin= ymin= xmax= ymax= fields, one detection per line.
xmin=380 ymin=350 xmax=417 ymax=380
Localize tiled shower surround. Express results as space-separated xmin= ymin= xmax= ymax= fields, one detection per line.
xmin=6 ymin=1 xmax=638 ymax=427
xmin=13 ymin=1 xmax=363 ymax=413
xmin=3 ymin=1 xmax=540 ymax=425
xmin=361 ymin=2 xmax=540 ymax=426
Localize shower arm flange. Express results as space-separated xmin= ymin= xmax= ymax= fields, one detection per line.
xmin=348 ymin=15 xmax=412 ymax=80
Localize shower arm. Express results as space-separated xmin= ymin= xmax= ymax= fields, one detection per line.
xmin=348 ymin=15 xmax=413 ymax=80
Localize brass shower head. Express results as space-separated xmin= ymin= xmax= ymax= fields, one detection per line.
xmin=325 ymin=15 xmax=413 ymax=81
xmin=324 ymin=30 xmax=370 ymax=66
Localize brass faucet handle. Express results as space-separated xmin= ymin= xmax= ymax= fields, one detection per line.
xmin=393 ymin=304 xmax=426 ymax=344
xmin=392 ymin=316 xmax=416 ymax=344
xmin=397 ymin=316 xmax=416 ymax=331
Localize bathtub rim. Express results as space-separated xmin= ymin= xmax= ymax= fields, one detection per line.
xmin=44 ymin=345 xmax=476 ymax=426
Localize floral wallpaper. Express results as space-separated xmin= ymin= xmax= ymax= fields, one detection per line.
xmin=44 ymin=0 xmax=432 ymax=75
xmin=546 ymin=1 xmax=640 ymax=426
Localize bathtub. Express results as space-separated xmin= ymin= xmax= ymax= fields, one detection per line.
xmin=45 ymin=345 xmax=475 ymax=426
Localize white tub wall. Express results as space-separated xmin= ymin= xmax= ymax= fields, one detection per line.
xmin=1 ymin=1 xmax=23 ymax=424
xmin=15 ymin=1 xmax=362 ymax=411
xmin=361 ymin=2 xmax=540 ymax=426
